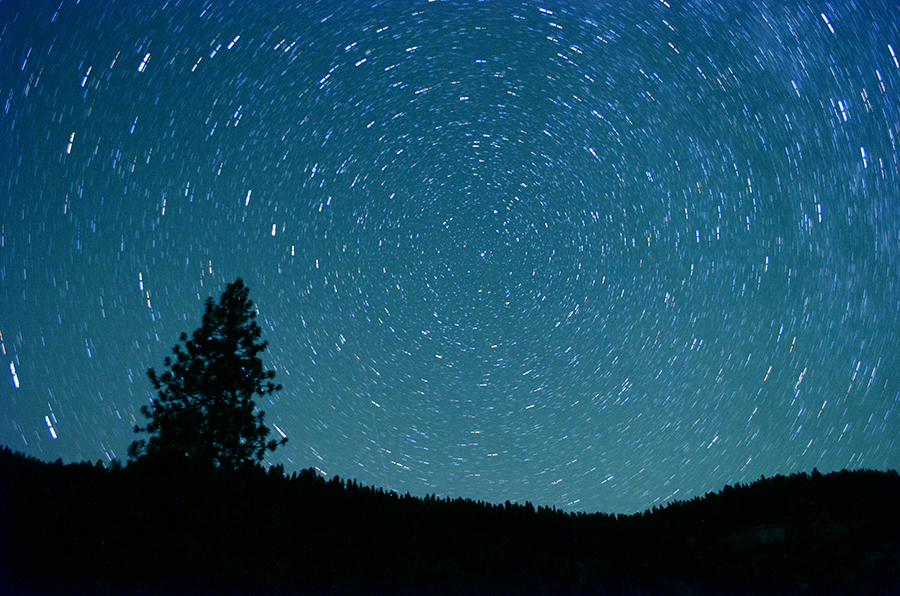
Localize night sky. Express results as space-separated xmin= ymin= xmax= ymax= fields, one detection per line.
xmin=2 ymin=0 xmax=899 ymax=514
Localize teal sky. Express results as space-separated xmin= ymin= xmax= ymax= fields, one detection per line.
xmin=1 ymin=0 xmax=898 ymax=514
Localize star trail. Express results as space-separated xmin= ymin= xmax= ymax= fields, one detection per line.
xmin=1 ymin=0 xmax=898 ymax=514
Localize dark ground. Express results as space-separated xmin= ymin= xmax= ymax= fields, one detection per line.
xmin=2 ymin=446 xmax=898 ymax=595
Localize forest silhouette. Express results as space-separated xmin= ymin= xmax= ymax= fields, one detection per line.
xmin=1 ymin=446 xmax=898 ymax=595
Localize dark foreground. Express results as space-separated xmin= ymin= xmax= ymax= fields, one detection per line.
xmin=1 ymin=446 xmax=898 ymax=595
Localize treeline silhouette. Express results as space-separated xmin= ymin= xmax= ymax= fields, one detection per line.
xmin=1 ymin=446 xmax=898 ymax=595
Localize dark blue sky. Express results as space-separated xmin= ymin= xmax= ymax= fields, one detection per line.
xmin=2 ymin=0 xmax=898 ymax=513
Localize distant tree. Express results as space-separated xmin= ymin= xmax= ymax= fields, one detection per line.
xmin=129 ymin=279 xmax=287 ymax=469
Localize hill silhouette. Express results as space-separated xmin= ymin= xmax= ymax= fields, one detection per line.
xmin=1 ymin=446 xmax=898 ymax=595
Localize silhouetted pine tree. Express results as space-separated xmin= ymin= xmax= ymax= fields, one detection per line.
xmin=129 ymin=278 xmax=287 ymax=469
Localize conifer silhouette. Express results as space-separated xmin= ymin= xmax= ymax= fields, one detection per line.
xmin=129 ymin=279 xmax=286 ymax=468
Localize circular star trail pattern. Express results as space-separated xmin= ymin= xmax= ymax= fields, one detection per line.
xmin=2 ymin=0 xmax=899 ymax=513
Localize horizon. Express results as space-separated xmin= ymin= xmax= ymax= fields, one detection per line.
xmin=2 ymin=443 xmax=897 ymax=517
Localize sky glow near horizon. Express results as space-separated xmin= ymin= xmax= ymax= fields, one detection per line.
xmin=1 ymin=0 xmax=899 ymax=514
